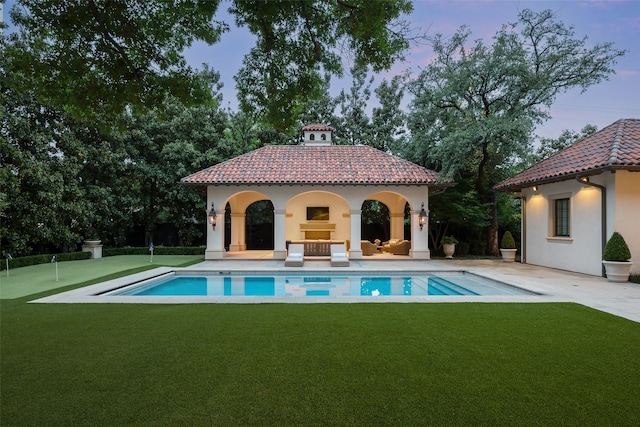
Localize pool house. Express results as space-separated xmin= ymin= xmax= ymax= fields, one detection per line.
xmin=181 ymin=124 xmax=453 ymax=260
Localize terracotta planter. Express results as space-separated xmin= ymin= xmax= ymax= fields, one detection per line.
xmin=443 ymin=243 xmax=455 ymax=259
xmin=500 ymin=248 xmax=517 ymax=262
xmin=602 ymin=261 xmax=633 ymax=282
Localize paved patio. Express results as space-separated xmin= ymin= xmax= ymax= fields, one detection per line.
xmin=33 ymin=258 xmax=640 ymax=323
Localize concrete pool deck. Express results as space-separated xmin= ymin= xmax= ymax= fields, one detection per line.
xmin=32 ymin=258 xmax=640 ymax=323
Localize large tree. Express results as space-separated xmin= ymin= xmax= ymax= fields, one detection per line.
xmin=405 ymin=9 xmax=625 ymax=255
xmin=372 ymin=72 xmax=408 ymax=152
xmin=0 ymin=62 xmax=233 ymax=254
xmin=119 ymin=95 xmax=231 ymax=246
xmin=232 ymin=0 xmax=413 ymax=131
xmin=335 ymin=65 xmax=374 ymax=145
xmin=532 ymin=124 xmax=598 ymax=163
xmin=3 ymin=0 xmax=225 ymax=124
xmin=0 ymin=83 xmax=129 ymax=255
xmin=3 ymin=0 xmax=414 ymax=130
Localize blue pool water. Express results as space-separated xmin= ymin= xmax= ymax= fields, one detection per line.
xmin=109 ymin=272 xmax=535 ymax=297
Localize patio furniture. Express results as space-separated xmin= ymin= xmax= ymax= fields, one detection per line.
xmin=361 ymin=240 xmax=379 ymax=256
xmin=288 ymin=240 xmax=348 ymax=256
xmin=285 ymin=244 xmax=305 ymax=267
xmin=330 ymin=244 xmax=350 ymax=267
xmin=381 ymin=239 xmax=401 ymax=252
xmin=388 ymin=240 xmax=411 ymax=255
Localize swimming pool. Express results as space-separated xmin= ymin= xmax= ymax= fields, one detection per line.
xmin=105 ymin=271 xmax=535 ymax=298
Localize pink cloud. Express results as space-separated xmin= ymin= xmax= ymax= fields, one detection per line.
xmin=616 ymin=69 xmax=638 ymax=77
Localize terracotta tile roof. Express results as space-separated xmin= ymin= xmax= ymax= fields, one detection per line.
xmin=494 ymin=119 xmax=640 ymax=191
xmin=302 ymin=123 xmax=334 ymax=132
xmin=181 ymin=145 xmax=451 ymax=187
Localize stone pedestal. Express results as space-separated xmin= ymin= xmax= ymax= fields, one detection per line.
xmin=82 ymin=240 xmax=103 ymax=259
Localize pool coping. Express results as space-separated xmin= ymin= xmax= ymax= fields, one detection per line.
xmin=31 ymin=263 xmax=553 ymax=305
xmin=28 ymin=258 xmax=640 ymax=324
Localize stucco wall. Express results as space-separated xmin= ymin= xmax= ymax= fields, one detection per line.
xmin=205 ymin=184 xmax=431 ymax=259
xmin=612 ymin=171 xmax=640 ymax=274
xmin=524 ymin=171 xmax=639 ymax=277
xmin=286 ymin=192 xmax=350 ymax=242
xmin=524 ymin=178 xmax=603 ymax=276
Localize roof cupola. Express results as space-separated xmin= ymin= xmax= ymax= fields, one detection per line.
xmin=301 ymin=123 xmax=333 ymax=146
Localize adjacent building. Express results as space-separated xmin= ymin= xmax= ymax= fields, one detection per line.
xmin=495 ymin=119 xmax=640 ymax=276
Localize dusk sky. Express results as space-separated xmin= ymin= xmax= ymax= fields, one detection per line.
xmin=3 ymin=0 xmax=639 ymax=139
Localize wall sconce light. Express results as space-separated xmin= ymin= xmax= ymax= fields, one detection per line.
xmin=532 ymin=185 xmax=538 ymax=192
xmin=207 ymin=203 xmax=217 ymax=230
xmin=419 ymin=203 xmax=428 ymax=231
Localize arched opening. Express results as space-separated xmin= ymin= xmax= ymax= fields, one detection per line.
xmin=359 ymin=192 xmax=413 ymax=257
xmin=361 ymin=200 xmax=390 ymax=242
xmin=286 ymin=191 xmax=350 ymax=244
xmin=246 ymin=200 xmax=274 ymax=249
xmin=223 ymin=191 xmax=272 ymax=253
xmin=402 ymin=201 xmax=411 ymax=240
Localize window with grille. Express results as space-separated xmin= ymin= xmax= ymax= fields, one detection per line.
xmin=554 ymin=198 xmax=570 ymax=237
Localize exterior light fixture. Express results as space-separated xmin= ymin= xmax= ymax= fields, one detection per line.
xmin=419 ymin=203 xmax=428 ymax=231
xmin=207 ymin=203 xmax=217 ymax=230
xmin=532 ymin=185 xmax=538 ymax=192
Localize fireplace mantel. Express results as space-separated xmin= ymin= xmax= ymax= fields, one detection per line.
xmin=300 ymin=223 xmax=335 ymax=239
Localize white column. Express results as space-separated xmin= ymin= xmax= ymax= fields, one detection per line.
xmin=205 ymin=190 xmax=225 ymax=259
xmin=349 ymin=208 xmax=363 ymax=259
xmin=273 ymin=208 xmax=286 ymax=259
xmin=410 ymin=198 xmax=431 ymax=260
xmin=390 ymin=212 xmax=405 ymax=240
xmin=229 ymin=213 xmax=246 ymax=251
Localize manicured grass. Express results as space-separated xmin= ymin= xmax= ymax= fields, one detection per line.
xmin=2 ymin=293 xmax=639 ymax=425
xmin=0 ymin=255 xmax=204 ymax=299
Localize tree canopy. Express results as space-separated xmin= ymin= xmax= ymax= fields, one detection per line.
xmin=232 ymin=0 xmax=412 ymax=131
xmin=3 ymin=0 xmax=225 ymax=123
xmin=405 ymin=8 xmax=625 ymax=255
xmin=3 ymin=0 xmax=414 ymax=130
xmin=1 ymin=4 xmax=628 ymax=258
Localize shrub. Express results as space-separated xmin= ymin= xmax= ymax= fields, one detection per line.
xmin=500 ymin=231 xmax=516 ymax=249
xmin=602 ymin=232 xmax=631 ymax=262
xmin=457 ymin=241 xmax=470 ymax=256
xmin=103 ymin=246 xmax=205 ymax=256
xmin=441 ymin=236 xmax=459 ymax=245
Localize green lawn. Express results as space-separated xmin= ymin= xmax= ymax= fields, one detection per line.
xmin=1 ymin=260 xmax=640 ymax=425
xmin=0 ymin=255 xmax=204 ymax=299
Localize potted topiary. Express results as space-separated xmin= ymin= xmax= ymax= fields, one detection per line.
xmin=441 ymin=236 xmax=459 ymax=259
xmin=500 ymin=231 xmax=517 ymax=262
xmin=83 ymin=226 xmax=101 ymax=246
xmin=602 ymin=231 xmax=633 ymax=282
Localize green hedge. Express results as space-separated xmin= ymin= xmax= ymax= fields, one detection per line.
xmin=103 ymin=246 xmax=205 ymax=256
xmin=1 ymin=247 xmax=204 ymax=271
xmin=1 ymin=251 xmax=91 ymax=271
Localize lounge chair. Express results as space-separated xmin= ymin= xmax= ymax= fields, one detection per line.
xmin=330 ymin=244 xmax=349 ymax=267
xmin=285 ymin=244 xmax=304 ymax=267
xmin=381 ymin=239 xmax=401 ymax=252
xmin=388 ymin=240 xmax=411 ymax=255
xmin=361 ymin=240 xmax=378 ymax=256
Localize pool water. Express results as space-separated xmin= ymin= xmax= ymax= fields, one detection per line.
xmin=109 ymin=272 xmax=534 ymax=297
